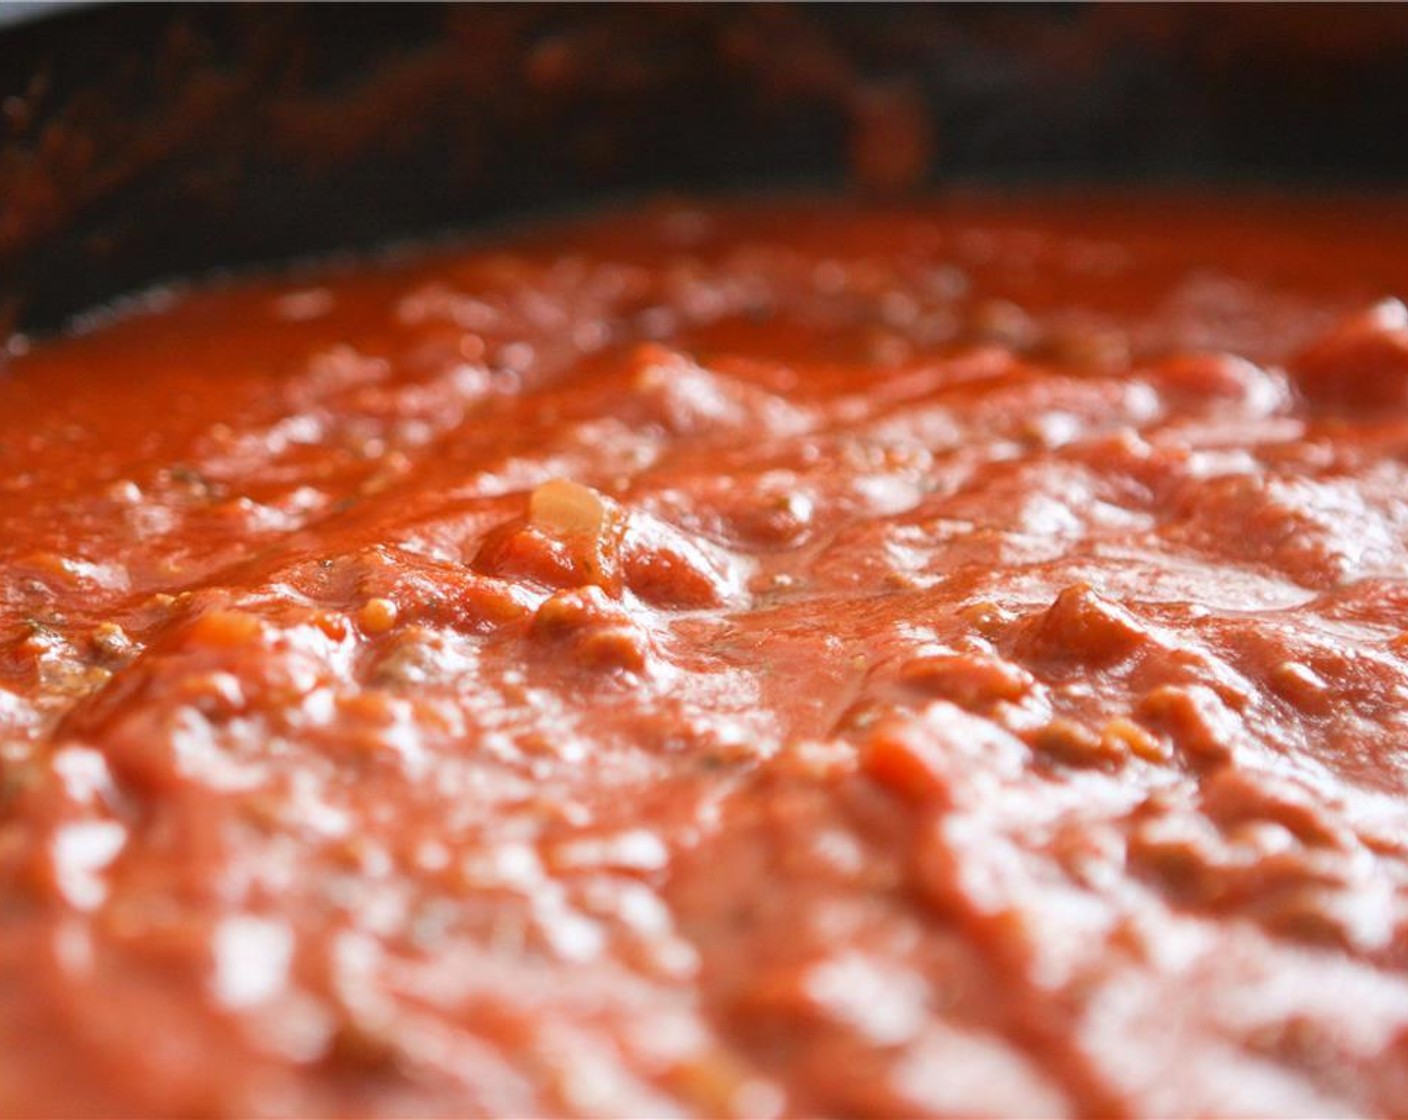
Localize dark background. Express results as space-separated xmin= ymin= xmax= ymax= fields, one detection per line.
xmin=3 ymin=2 xmax=1407 ymax=334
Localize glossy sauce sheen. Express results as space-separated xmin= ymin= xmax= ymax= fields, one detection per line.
xmin=5 ymin=197 xmax=1408 ymax=1117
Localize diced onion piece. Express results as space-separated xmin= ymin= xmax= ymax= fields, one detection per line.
xmin=530 ymin=478 xmax=607 ymax=536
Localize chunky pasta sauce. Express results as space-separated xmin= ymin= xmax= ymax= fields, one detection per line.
xmin=4 ymin=196 xmax=1408 ymax=1116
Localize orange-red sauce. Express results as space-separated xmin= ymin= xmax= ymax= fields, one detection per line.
xmin=5 ymin=196 xmax=1408 ymax=1117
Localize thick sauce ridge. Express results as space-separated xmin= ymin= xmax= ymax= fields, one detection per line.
xmin=5 ymin=196 xmax=1408 ymax=1116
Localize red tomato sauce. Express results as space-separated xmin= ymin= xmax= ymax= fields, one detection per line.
xmin=4 ymin=195 xmax=1408 ymax=1117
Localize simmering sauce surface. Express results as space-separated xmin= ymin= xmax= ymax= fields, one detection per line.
xmin=5 ymin=196 xmax=1408 ymax=1117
